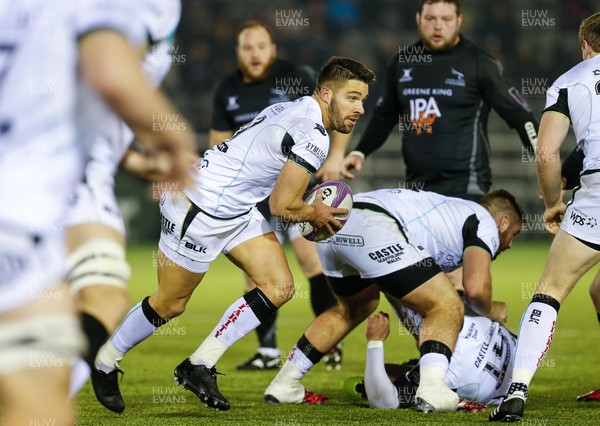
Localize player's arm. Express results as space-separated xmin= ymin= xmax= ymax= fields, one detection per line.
xmin=119 ymin=148 xmax=173 ymax=181
xmin=537 ymin=111 xmax=571 ymax=233
xmin=79 ymin=30 xmax=197 ymax=188
xmin=478 ymin=55 xmax=538 ymax=154
xmin=462 ymin=246 xmax=504 ymax=322
xmin=269 ymin=161 xmax=347 ymax=234
xmin=341 ymin=55 xmax=399 ymax=179
xmin=364 ymin=312 xmax=399 ymax=409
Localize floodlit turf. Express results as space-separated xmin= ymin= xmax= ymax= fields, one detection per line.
xmin=75 ymin=239 xmax=600 ymax=425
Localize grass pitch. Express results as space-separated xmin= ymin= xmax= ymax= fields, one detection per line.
xmin=75 ymin=239 xmax=600 ymax=425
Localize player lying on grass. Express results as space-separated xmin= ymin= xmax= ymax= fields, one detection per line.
xmin=359 ymin=290 xmax=516 ymax=410
xmin=264 ymin=188 xmax=522 ymax=412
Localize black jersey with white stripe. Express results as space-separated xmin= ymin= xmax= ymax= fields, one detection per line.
xmin=355 ymin=36 xmax=538 ymax=199
xmin=211 ymin=59 xmax=316 ymax=131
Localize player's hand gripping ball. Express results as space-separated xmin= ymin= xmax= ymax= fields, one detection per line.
xmin=299 ymin=180 xmax=353 ymax=242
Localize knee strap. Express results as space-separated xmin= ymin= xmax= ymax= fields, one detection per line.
xmin=67 ymin=239 xmax=130 ymax=294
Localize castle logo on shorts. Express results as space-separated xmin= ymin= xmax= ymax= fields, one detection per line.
xmin=368 ymin=243 xmax=404 ymax=264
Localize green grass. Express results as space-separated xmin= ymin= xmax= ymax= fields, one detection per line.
xmin=75 ymin=239 xmax=600 ymax=425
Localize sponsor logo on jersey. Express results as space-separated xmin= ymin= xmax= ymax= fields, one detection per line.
xmin=569 ymin=209 xmax=598 ymax=228
xmin=226 ymin=96 xmax=240 ymax=111
xmin=595 ymin=80 xmax=600 ymax=96
xmin=306 ymin=141 xmax=326 ymax=162
xmin=332 ymin=234 xmax=364 ymax=247
xmin=160 ymin=213 xmax=176 ymax=235
xmin=368 ymin=244 xmax=404 ymax=264
xmin=444 ymin=67 xmax=465 ymax=87
xmin=408 ymin=97 xmax=441 ymax=135
xmin=399 ymin=68 xmax=413 ymax=83
xmin=464 ymin=322 xmax=479 ymax=340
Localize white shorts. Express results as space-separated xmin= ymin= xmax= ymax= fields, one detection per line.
xmin=561 ymin=172 xmax=600 ymax=246
xmin=316 ymin=208 xmax=432 ymax=279
xmin=158 ymin=193 xmax=271 ymax=273
xmin=0 ymin=229 xmax=67 ymax=314
xmin=65 ymin=163 xmax=125 ymax=235
xmin=271 ymin=219 xmax=302 ymax=244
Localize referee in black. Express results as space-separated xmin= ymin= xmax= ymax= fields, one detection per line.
xmin=209 ymin=21 xmax=348 ymax=371
xmin=341 ymin=0 xmax=539 ymax=201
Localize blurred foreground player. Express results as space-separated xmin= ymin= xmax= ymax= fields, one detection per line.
xmin=490 ymin=12 xmax=600 ymax=422
xmin=67 ymin=0 xmax=198 ymax=407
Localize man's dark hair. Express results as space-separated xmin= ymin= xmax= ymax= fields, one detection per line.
xmin=479 ymin=189 xmax=524 ymax=226
xmin=316 ymin=56 xmax=376 ymax=90
xmin=418 ymin=0 xmax=461 ymax=15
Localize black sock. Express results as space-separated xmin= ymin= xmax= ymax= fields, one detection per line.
xmin=141 ymin=295 xmax=169 ymax=327
xmin=420 ymin=340 xmax=453 ymax=363
xmin=597 ymin=313 xmax=600 ymax=326
xmin=255 ymin=310 xmax=278 ymax=348
xmin=81 ymin=312 xmax=109 ymax=370
xmin=296 ymin=334 xmax=326 ymax=364
xmin=244 ymin=288 xmax=278 ymax=349
xmin=309 ymin=274 xmax=338 ymax=316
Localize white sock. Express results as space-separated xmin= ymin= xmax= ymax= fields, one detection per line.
xmin=189 ymin=296 xmax=261 ymax=367
xmin=95 ymin=340 xmax=125 ymax=373
xmin=419 ymin=353 xmax=449 ymax=385
xmin=264 ymin=360 xmax=305 ymax=403
xmin=111 ymin=300 xmax=159 ymax=354
xmin=68 ymin=357 xmax=91 ymax=398
xmin=513 ymin=300 xmax=558 ymax=387
xmin=288 ymin=344 xmax=315 ymax=375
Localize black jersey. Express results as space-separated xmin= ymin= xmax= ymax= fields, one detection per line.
xmin=355 ymin=37 xmax=539 ymax=199
xmin=211 ymin=58 xmax=316 ymax=132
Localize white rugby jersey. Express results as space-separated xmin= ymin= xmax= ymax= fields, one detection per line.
xmin=77 ymin=0 xmax=180 ymax=181
xmin=353 ymin=189 xmax=499 ymax=270
xmin=544 ymin=55 xmax=600 ymax=173
xmin=188 ymin=96 xmax=330 ymax=217
xmin=392 ymin=296 xmax=514 ymax=404
xmin=0 ymin=0 xmax=142 ymax=231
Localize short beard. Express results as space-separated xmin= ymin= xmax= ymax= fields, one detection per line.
xmin=239 ymin=54 xmax=276 ymax=83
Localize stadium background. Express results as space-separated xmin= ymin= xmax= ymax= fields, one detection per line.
xmin=117 ymin=0 xmax=595 ymax=242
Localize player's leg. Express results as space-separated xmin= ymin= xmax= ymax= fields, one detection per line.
xmin=378 ymin=269 xmax=463 ymax=412
xmin=238 ymin=200 xmax=282 ymax=370
xmin=0 ymin=283 xmax=84 ymax=426
xmin=66 ymin=223 xmax=131 ymax=397
xmin=236 ymin=273 xmax=281 ymax=370
xmin=289 ymin=230 xmax=343 ymax=370
xmin=92 ymin=249 xmax=205 ymax=412
xmin=576 ymin=270 xmax=600 ymax=401
xmin=177 ymin=232 xmax=293 ymax=410
xmin=490 ymin=229 xmax=600 ymax=421
xmin=264 ymin=276 xmax=379 ymax=404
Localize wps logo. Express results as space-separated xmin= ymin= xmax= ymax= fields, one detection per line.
xmin=409 ymin=97 xmax=441 ymax=135
xmin=570 ymin=211 xmax=598 ymax=228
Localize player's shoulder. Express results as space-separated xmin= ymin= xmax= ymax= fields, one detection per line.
xmin=554 ymin=57 xmax=600 ymax=87
xmin=142 ymin=0 xmax=181 ymax=42
xmin=460 ymin=37 xmax=503 ymax=70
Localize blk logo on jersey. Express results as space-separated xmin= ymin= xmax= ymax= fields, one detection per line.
xmin=408 ymin=97 xmax=441 ymax=135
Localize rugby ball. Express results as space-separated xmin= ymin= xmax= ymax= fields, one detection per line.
xmin=299 ymin=180 xmax=353 ymax=242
